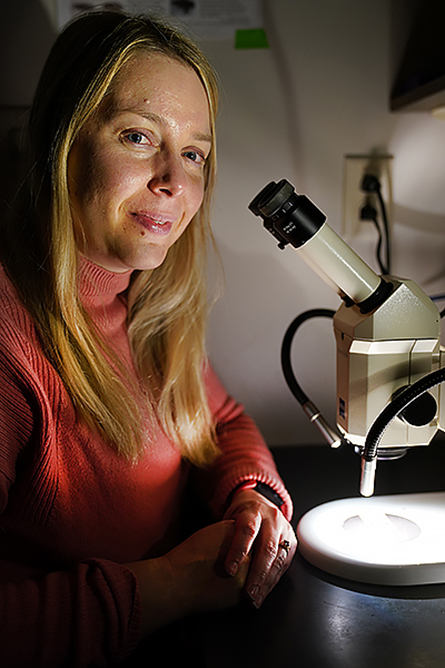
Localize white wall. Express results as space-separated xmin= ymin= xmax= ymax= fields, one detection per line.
xmin=200 ymin=0 xmax=445 ymax=446
xmin=3 ymin=0 xmax=445 ymax=447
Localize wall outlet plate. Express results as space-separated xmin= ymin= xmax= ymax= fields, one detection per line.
xmin=342 ymin=154 xmax=393 ymax=238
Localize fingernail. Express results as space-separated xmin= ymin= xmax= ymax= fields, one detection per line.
xmin=228 ymin=561 xmax=238 ymax=577
xmin=248 ymin=585 xmax=263 ymax=608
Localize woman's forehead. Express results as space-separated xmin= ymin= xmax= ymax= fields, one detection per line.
xmin=101 ymin=52 xmax=212 ymax=133
xmin=112 ymin=53 xmax=203 ymax=101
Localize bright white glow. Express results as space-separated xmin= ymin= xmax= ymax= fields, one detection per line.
xmin=297 ymin=492 xmax=445 ymax=585
xmin=389 ymin=116 xmax=445 ymax=218
xmin=343 ymin=512 xmax=420 ymax=543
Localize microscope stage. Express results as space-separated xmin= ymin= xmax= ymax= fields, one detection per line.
xmin=297 ymin=492 xmax=445 ymax=586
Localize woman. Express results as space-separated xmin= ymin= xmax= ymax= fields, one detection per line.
xmin=0 ymin=9 xmax=296 ymax=667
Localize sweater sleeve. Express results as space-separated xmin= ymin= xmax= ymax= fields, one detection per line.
xmin=0 ymin=557 xmax=142 ymax=668
xmin=0 ymin=351 xmax=143 ymax=668
xmin=200 ymin=364 xmax=293 ymax=521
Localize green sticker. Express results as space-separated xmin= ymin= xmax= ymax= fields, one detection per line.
xmin=235 ymin=28 xmax=269 ymax=49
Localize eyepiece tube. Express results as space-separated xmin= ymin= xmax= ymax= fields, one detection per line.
xmin=249 ymin=180 xmax=387 ymax=310
xmin=298 ymin=223 xmax=382 ymax=306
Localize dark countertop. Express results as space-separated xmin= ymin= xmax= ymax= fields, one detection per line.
xmin=124 ymin=438 xmax=445 ymax=668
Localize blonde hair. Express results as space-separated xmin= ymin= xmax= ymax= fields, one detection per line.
xmin=2 ymin=10 xmax=220 ymax=465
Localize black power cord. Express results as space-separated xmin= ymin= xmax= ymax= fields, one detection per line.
xmin=360 ymin=173 xmax=391 ymax=275
xmin=359 ymin=175 xmax=445 ymax=318
xmin=360 ymin=199 xmax=387 ymax=274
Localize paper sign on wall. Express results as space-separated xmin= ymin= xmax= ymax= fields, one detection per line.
xmin=56 ymin=0 xmax=263 ymax=39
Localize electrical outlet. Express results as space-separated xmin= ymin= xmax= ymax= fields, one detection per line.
xmin=342 ymin=154 xmax=393 ymax=238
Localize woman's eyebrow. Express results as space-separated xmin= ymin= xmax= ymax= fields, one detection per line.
xmin=115 ymin=105 xmax=212 ymax=144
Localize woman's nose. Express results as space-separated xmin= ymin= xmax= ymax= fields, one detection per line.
xmin=148 ymin=153 xmax=186 ymax=197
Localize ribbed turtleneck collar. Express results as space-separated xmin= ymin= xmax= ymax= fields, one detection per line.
xmin=78 ymin=255 xmax=133 ymax=307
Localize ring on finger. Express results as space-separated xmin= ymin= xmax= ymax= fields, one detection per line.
xmin=278 ymin=539 xmax=291 ymax=556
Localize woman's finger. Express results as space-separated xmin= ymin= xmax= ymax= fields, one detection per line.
xmin=224 ymin=509 xmax=262 ymax=576
xmin=246 ymin=531 xmax=297 ymax=608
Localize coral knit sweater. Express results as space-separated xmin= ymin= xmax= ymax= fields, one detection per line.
xmin=0 ymin=257 xmax=292 ymax=668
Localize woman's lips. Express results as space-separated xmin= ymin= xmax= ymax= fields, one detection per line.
xmin=130 ymin=212 xmax=174 ymax=235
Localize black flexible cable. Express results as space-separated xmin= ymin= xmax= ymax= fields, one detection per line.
xmin=360 ymin=202 xmax=387 ymax=274
xmin=363 ymin=366 xmax=445 ymax=462
xmin=361 ymin=174 xmax=391 ymax=275
xmin=281 ymin=308 xmax=335 ymax=405
xmin=372 ymin=216 xmax=386 ymax=274
xmin=376 ymin=188 xmax=391 ymax=274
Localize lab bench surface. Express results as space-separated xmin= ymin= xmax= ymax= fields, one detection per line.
xmin=124 ymin=438 xmax=445 ymax=668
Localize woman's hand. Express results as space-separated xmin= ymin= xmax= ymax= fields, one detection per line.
xmin=126 ymin=520 xmax=250 ymax=636
xmin=223 ymin=489 xmax=297 ymax=609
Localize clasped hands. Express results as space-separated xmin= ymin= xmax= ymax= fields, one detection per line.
xmin=127 ymin=489 xmax=296 ymax=635
xmin=222 ymin=488 xmax=297 ymax=609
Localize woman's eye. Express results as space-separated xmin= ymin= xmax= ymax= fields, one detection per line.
xmin=123 ymin=131 xmax=149 ymax=145
xmin=183 ymin=149 xmax=206 ymax=166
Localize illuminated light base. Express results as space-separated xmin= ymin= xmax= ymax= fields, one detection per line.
xmin=296 ymin=492 xmax=445 ymax=586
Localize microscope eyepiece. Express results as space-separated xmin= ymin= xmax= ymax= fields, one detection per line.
xmin=249 ymin=178 xmax=388 ymax=309
xmin=248 ymin=179 xmax=295 ymax=218
xmin=248 ymin=179 xmax=326 ymax=250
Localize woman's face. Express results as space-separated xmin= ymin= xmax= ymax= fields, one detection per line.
xmin=68 ymin=53 xmax=212 ymax=273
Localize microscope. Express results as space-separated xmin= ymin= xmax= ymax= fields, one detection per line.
xmin=249 ymin=179 xmax=445 ymax=498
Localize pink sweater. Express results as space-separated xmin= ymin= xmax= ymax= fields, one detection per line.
xmin=0 ymin=258 xmax=292 ymax=667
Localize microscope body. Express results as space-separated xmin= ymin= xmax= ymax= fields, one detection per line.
xmin=334 ymin=277 xmax=444 ymax=454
